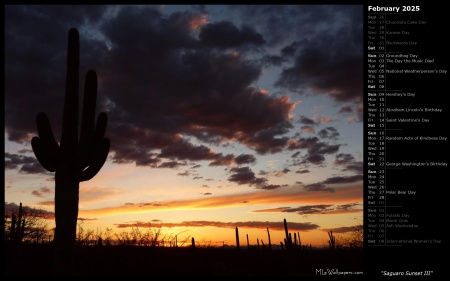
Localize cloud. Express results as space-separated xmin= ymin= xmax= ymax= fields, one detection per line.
xmin=287 ymin=203 xmax=362 ymax=216
xmin=322 ymin=175 xmax=363 ymax=185
xmin=209 ymin=153 xmax=235 ymax=166
xmin=98 ymin=7 xmax=297 ymax=161
xmin=276 ymin=41 xmax=362 ymax=103
xmin=5 ymin=152 xmax=49 ymax=175
xmin=282 ymin=168 xmax=291 ymax=174
xmin=334 ymin=153 xmax=363 ymax=173
xmin=229 ymin=5 xmax=359 ymax=45
xmin=342 ymin=162 xmax=363 ymax=173
xmin=157 ymin=161 xmax=187 ymax=169
xmin=31 ymin=187 xmax=52 ymax=198
xmin=159 ymin=139 xmax=217 ymax=161
xmin=114 ymin=219 xmax=319 ymax=232
xmin=318 ymin=126 xmax=339 ymax=140
xmin=239 ymin=120 xmax=294 ymax=154
xmin=234 ymin=154 xmax=256 ymax=165
xmin=295 ymin=169 xmax=309 ymax=174
xmin=339 ymin=105 xmax=353 ymax=113
xmin=253 ymin=203 xmax=362 ymax=216
xmin=334 ymin=153 xmax=355 ymax=165
xmin=303 ymin=183 xmax=335 ymax=193
xmin=274 ymin=18 xmax=362 ymax=104
xmin=288 ymin=136 xmax=340 ymax=165
xmin=301 ymin=126 xmax=315 ymax=134
xmin=78 ymin=217 xmax=98 ymax=222
xmin=300 ymin=174 xmax=363 ymax=193
xmin=178 ymin=171 xmax=191 ymax=176
xmin=258 ymin=184 xmax=288 ymax=190
xmin=228 ymin=166 xmax=267 ymax=187
xmin=229 ymin=5 xmax=362 ymax=105
xmin=226 ymin=165 xmax=288 ymax=190
xmin=252 ymin=207 xmax=291 ymax=213
xmin=199 ymin=21 xmax=265 ymax=48
xmin=291 ymin=151 xmax=300 ymax=158
xmin=298 ymin=115 xmax=317 ymax=126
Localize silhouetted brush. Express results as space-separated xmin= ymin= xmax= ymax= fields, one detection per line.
xmin=31 ymin=28 xmax=110 ymax=274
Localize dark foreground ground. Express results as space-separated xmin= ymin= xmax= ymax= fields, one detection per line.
xmin=5 ymin=243 xmax=364 ymax=277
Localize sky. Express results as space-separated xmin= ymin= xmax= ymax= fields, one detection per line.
xmin=4 ymin=4 xmax=364 ymax=248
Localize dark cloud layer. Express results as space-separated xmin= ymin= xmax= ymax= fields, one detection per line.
xmin=5 ymin=5 xmax=362 ymax=181
xmin=228 ymin=166 xmax=267 ymax=187
xmin=288 ymin=136 xmax=340 ymax=165
xmin=199 ymin=21 xmax=265 ymax=48
xmin=5 ymin=152 xmax=49 ymax=175
xmin=334 ymin=153 xmax=363 ymax=173
xmin=230 ymin=5 xmax=363 ymax=103
xmin=5 ymin=5 xmax=300 ymax=169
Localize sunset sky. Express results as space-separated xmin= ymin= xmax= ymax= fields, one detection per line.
xmin=5 ymin=4 xmax=363 ymax=247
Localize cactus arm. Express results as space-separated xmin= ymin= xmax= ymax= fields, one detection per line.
xmin=31 ymin=137 xmax=57 ymax=172
xmin=94 ymin=112 xmax=108 ymax=137
xmin=94 ymin=112 xmax=108 ymax=141
xmin=60 ymin=28 xmax=79 ymax=152
xmin=79 ymin=108 xmax=109 ymax=181
xmin=79 ymin=70 xmax=98 ymax=169
xmin=79 ymin=137 xmax=110 ymax=182
xmin=31 ymin=112 xmax=59 ymax=172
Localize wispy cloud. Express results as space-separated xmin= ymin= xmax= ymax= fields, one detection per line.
xmin=114 ymin=220 xmax=319 ymax=232
xmin=72 ymin=183 xmax=362 ymax=216
xmin=253 ymin=202 xmax=362 ymax=216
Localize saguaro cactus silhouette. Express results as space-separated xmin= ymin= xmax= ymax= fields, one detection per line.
xmin=31 ymin=28 xmax=110 ymax=271
xmin=10 ymin=202 xmax=25 ymax=244
xmin=328 ymin=231 xmax=336 ymax=250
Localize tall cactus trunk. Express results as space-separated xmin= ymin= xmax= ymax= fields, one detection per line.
xmin=53 ymin=176 xmax=79 ymax=264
